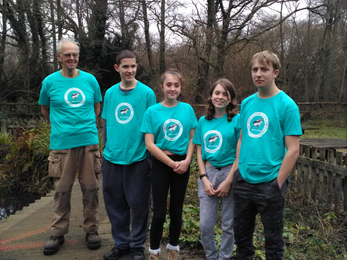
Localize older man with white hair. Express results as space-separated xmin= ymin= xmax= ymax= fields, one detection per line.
xmin=39 ymin=37 xmax=102 ymax=255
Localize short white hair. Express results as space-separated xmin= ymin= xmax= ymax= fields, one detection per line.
xmin=57 ymin=37 xmax=80 ymax=53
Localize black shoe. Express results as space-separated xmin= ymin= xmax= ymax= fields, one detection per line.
xmin=132 ymin=249 xmax=145 ymax=260
xmin=85 ymin=232 xmax=101 ymax=250
xmin=43 ymin=236 xmax=65 ymax=255
xmin=104 ymin=247 xmax=131 ymax=260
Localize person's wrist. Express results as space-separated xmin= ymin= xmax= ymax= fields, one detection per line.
xmin=200 ymin=174 xmax=207 ymax=180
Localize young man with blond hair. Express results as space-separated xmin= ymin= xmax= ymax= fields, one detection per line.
xmin=217 ymin=50 xmax=302 ymax=259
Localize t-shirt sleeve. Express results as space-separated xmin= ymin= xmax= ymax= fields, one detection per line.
xmin=192 ymin=117 xmax=202 ymax=145
xmin=147 ymin=90 xmax=157 ymax=108
xmin=237 ymin=104 xmax=244 ymax=131
xmin=233 ymin=114 xmax=241 ymax=141
xmin=283 ymin=103 xmax=302 ymax=136
xmin=101 ymin=91 xmax=108 ymax=120
xmin=92 ymin=76 xmax=102 ymax=103
xmin=140 ymin=109 xmax=154 ymax=134
xmin=38 ymin=80 xmax=49 ymax=106
xmin=189 ymin=105 xmax=198 ymax=129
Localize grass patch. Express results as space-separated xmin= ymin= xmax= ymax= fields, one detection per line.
xmin=301 ymin=107 xmax=347 ymax=138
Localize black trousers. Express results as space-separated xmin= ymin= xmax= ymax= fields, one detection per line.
xmin=233 ymin=169 xmax=289 ymax=260
xmin=150 ymin=154 xmax=190 ymax=249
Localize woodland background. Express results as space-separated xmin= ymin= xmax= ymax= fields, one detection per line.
xmin=0 ymin=0 xmax=346 ymax=105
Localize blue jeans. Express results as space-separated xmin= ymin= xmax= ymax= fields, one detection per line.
xmin=198 ymin=164 xmax=234 ymax=260
xmin=233 ymin=169 xmax=289 ymax=260
xmin=102 ymin=158 xmax=151 ymax=250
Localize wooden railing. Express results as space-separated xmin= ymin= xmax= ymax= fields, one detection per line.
xmin=291 ymin=144 xmax=347 ymax=212
xmin=0 ymin=102 xmax=41 ymax=116
xmin=297 ymin=101 xmax=346 ymax=114
xmin=1 ymin=118 xmax=41 ymax=136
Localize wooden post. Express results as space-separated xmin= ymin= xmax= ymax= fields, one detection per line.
xmin=1 ymin=119 xmax=7 ymax=133
xmin=303 ymin=163 xmax=310 ymax=204
xmin=290 ymin=166 xmax=296 ymax=190
xmin=335 ymin=174 xmax=342 ymax=212
xmin=319 ymin=148 xmax=326 ymax=162
xmin=311 ymin=147 xmax=318 ymax=160
xmin=318 ymin=167 xmax=325 ymax=204
xmin=336 ymin=152 xmax=343 ymax=166
xmin=303 ymin=145 xmax=311 ymax=157
xmin=297 ymin=162 xmax=303 ymax=196
xmin=327 ymin=150 xmax=336 ymax=165
xmin=327 ymin=171 xmax=333 ymax=207
xmin=299 ymin=144 xmax=304 ymax=156
xmin=343 ymin=178 xmax=347 ymax=212
xmin=311 ymin=164 xmax=317 ymax=203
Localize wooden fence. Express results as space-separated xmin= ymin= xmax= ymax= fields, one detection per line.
xmin=297 ymin=101 xmax=347 ymax=114
xmin=291 ymin=144 xmax=347 ymax=212
xmin=0 ymin=102 xmax=41 ymax=116
xmin=1 ymin=118 xmax=41 ymax=136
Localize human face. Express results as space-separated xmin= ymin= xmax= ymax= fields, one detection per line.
xmin=211 ymin=84 xmax=230 ymax=110
xmin=161 ymin=74 xmax=181 ymax=101
xmin=251 ymin=59 xmax=279 ymax=89
xmin=114 ymin=58 xmax=138 ymax=83
xmin=57 ymin=41 xmax=79 ymax=71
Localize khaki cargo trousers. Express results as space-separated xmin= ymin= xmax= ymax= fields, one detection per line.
xmin=48 ymin=144 xmax=101 ymax=236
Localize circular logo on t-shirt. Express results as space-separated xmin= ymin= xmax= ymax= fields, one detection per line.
xmin=163 ymin=119 xmax=183 ymax=141
xmin=204 ymin=130 xmax=222 ymax=153
xmin=247 ymin=112 xmax=269 ymax=138
xmin=115 ymin=102 xmax=134 ymax=124
xmin=64 ymin=88 xmax=86 ymax=107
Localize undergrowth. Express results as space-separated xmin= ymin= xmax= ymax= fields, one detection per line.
xmin=0 ymin=119 xmax=53 ymax=198
xmin=162 ymin=150 xmax=347 ymax=259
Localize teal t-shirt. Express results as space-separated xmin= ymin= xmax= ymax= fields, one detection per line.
xmin=238 ymin=91 xmax=302 ymax=184
xmin=38 ymin=70 xmax=102 ymax=150
xmin=101 ymin=81 xmax=156 ymax=165
xmin=140 ymin=102 xmax=197 ymax=155
xmin=193 ymin=114 xmax=240 ymax=168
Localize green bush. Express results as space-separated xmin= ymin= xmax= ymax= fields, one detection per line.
xmin=1 ymin=119 xmax=53 ymax=196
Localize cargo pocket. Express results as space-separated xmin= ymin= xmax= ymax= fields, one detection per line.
xmin=94 ymin=152 xmax=102 ymax=175
xmin=48 ymin=155 xmax=61 ymax=177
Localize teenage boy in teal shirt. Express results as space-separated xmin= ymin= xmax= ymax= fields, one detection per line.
xmin=216 ymin=51 xmax=302 ymax=259
xmin=101 ymin=50 xmax=156 ymax=260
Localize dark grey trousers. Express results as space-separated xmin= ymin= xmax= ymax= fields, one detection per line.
xmin=102 ymin=158 xmax=151 ymax=250
xmin=233 ymin=169 xmax=289 ymax=260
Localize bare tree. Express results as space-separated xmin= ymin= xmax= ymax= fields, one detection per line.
xmin=141 ymin=0 xmax=156 ymax=78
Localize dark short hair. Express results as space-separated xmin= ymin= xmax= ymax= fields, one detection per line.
xmin=116 ymin=50 xmax=136 ymax=65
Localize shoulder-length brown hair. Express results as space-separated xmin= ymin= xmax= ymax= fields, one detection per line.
xmin=205 ymin=78 xmax=237 ymax=122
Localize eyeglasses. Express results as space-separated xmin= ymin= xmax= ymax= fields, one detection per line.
xmin=61 ymin=53 xmax=79 ymax=58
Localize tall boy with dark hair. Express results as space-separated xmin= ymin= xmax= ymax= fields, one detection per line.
xmin=216 ymin=50 xmax=302 ymax=259
xmin=101 ymin=50 xmax=156 ymax=260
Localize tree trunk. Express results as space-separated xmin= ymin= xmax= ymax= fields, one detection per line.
xmin=50 ymin=0 xmax=57 ymax=70
xmin=0 ymin=0 xmax=7 ymax=82
xmin=141 ymin=0 xmax=155 ymax=78
xmin=159 ymin=0 xmax=166 ymax=75
xmin=57 ymin=0 xmax=62 ymax=40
